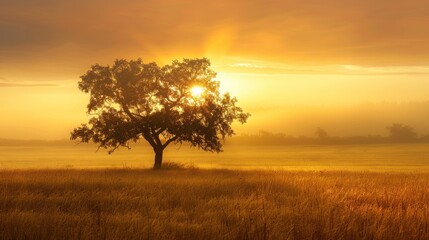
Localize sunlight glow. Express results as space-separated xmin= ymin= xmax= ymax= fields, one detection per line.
xmin=190 ymin=86 xmax=204 ymax=97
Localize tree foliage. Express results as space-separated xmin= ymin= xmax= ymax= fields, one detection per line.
xmin=71 ymin=58 xmax=250 ymax=168
xmin=315 ymin=128 xmax=328 ymax=139
xmin=386 ymin=123 xmax=417 ymax=142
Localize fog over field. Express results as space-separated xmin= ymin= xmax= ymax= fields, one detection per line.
xmin=1 ymin=143 xmax=429 ymax=172
xmin=2 ymin=0 xmax=429 ymax=239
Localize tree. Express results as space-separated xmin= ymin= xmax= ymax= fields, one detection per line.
xmin=315 ymin=128 xmax=328 ymax=139
xmin=71 ymin=58 xmax=250 ymax=169
xmin=386 ymin=123 xmax=418 ymax=142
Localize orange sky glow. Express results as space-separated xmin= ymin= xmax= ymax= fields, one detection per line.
xmin=1 ymin=0 xmax=429 ymax=139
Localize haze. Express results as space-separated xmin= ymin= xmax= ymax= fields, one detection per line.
xmin=1 ymin=0 xmax=429 ymax=139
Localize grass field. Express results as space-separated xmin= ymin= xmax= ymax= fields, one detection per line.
xmin=1 ymin=143 xmax=429 ymax=239
xmin=0 ymin=168 xmax=428 ymax=239
xmin=2 ymin=143 xmax=429 ymax=171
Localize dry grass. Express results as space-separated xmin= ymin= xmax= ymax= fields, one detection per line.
xmin=0 ymin=168 xmax=428 ymax=239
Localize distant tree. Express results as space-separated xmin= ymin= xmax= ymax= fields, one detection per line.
xmin=386 ymin=123 xmax=418 ymax=142
xmin=71 ymin=58 xmax=250 ymax=169
xmin=315 ymin=128 xmax=328 ymax=139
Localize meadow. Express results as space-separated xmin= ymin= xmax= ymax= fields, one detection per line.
xmin=1 ymin=143 xmax=429 ymax=171
xmin=1 ymin=168 xmax=429 ymax=239
xmin=1 ymin=143 xmax=429 ymax=239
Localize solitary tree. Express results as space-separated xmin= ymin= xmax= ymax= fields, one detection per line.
xmin=71 ymin=58 xmax=250 ymax=169
xmin=315 ymin=128 xmax=328 ymax=139
xmin=386 ymin=123 xmax=418 ymax=142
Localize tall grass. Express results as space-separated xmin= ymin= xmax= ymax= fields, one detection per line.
xmin=0 ymin=169 xmax=428 ymax=239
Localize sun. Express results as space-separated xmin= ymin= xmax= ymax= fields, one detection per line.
xmin=190 ymin=86 xmax=204 ymax=97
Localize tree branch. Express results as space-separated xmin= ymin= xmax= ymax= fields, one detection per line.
xmin=155 ymin=127 xmax=166 ymax=135
xmin=142 ymin=130 xmax=157 ymax=148
xmin=163 ymin=136 xmax=179 ymax=149
xmin=121 ymin=103 xmax=137 ymax=122
xmin=151 ymin=128 xmax=163 ymax=146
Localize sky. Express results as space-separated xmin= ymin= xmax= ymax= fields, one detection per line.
xmin=1 ymin=0 xmax=429 ymax=139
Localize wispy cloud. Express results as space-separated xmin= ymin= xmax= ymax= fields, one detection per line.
xmin=229 ymin=63 xmax=265 ymax=69
xmin=1 ymin=0 xmax=429 ymax=73
xmin=221 ymin=58 xmax=429 ymax=76
xmin=0 ymin=78 xmax=57 ymax=87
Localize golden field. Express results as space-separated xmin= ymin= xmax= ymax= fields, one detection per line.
xmin=1 ymin=167 xmax=428 ymax=240
xmin=2 ymin=143 xmax=429 ymax=171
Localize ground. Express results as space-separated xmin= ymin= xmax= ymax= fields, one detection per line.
xmin=0 ymin=168 xmax=428 ymax=239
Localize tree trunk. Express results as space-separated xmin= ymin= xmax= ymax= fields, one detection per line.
xmin=153 ymin=148 xmax=163 ymax=169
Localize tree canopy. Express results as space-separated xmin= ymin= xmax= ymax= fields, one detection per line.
xmin=71 ymin=58 xmax=250 ymax=168
xmin=386 ymin=123 xmax=418 ymax=142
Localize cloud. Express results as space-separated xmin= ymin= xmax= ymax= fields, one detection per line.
xmin=1 ymin=0 xmax=429 ymax=84
xmin=220 ymin=58 xmax=429 ymax=76
xmin=0 ymin=83 xmax=57 ymax=87
xmin=0 ymin=78 xmax=57 ymax=87
xmin=1 ymin=0 xmax=429 ymax=70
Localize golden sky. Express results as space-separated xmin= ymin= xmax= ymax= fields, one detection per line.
xmin=1 ymin=0 xmax=429 ymax=139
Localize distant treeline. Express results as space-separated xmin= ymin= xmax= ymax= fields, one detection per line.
xmin=1 ymin=124 xmax=428 ymax=147
xmin=228 ymin=124 xmax=429 ymax=146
